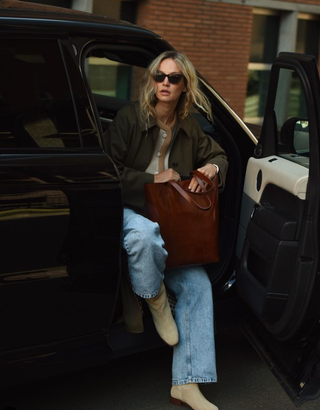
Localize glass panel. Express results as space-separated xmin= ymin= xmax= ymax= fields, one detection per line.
xmin=86 ymin=57 xmax=132 ymax=99
xmin=294 ymin=120 xmax=309 ymax=154
xmin=86 ymin=55 xmax=145 ymax=101
xmin=245 ymin=70 xmax=271 ymax=119
xmin=246 ymin=13 xmax=279 ymax=124
xmin=250 ymin=14 xmax=279 ymax=64
xmin=296 ymin=19 xmax=320 ymax=59
xmin=0 ymin=39 xmax=80 ymax=149
xmin=84 ymin=49 xmax=147 ymax=134
xmin=275 ymin=69 xmax=308 ymax=126
xmin=275 ymin=68 xmax=309 ymax=165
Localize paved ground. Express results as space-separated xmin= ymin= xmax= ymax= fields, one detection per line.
xmin=1 ymin=328 xmax=320 ymax=410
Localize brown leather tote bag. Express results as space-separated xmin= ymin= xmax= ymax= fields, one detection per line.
xmin=144 ymin=170 xmax=219 ymax=269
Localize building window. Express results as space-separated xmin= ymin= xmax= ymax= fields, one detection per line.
xmin=245 ymin=9 xmax=280 ymax=125
xmin=296 ymin=13 xmax=320 ymax=59
xmin=245 ymin=9 xmax=320 ymax=126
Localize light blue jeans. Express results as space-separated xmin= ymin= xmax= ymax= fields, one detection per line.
xmin=123 ymin=207 xmax=217 ymax=385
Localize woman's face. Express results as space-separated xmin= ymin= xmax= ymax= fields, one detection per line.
xmin=154 ymin=58 xmax=186 ymax=105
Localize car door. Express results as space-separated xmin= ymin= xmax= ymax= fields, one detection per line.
xmin=79 ymin=34 xmax=320 ymax=404
xmin=237 ymin=52 xmax=320 ymax=406
xmin=0 ymin=35 xmax=122 ymax=383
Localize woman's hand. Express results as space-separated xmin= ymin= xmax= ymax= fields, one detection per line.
xmin=188 ymin=164 xmax=218 ymax=192
xmin=154 ymin=168 xmax=181 ymax=183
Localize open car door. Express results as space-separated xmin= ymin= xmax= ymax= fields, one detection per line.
xmin=237 ymin=52 xmax=320 ymax=406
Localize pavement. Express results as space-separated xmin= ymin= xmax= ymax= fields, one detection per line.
xmin=1 ymin=327 xmax=320 ymax=410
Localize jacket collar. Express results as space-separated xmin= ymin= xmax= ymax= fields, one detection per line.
xmin=134 ymin=101 xmax=192 ymax=138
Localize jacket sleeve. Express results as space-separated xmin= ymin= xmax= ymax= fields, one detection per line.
xmin=194 ymin=121 xmax=229 ymax=189
xmin=103 ymin=107 xmax=154 ymax=211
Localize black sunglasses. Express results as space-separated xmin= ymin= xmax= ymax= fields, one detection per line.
xmin=154 ymin=73 xmax=184 ymax=85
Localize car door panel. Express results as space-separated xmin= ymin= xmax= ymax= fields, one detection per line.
xmin=244 ymin=156 xmax=308 ymax=201
xmin=237 ymin=53 xmax=320 ymax=405
xmin=0 ymin=153 xmax=122 ymax=352
xmin=238 ymin=55 xmax=319 ymax=337
xmin=0 ymin=32 xmax=124 ymax=359
xmin=237 ymin=158 xmax=306 ymax=323
xmin=237 ymin=155 xmax=308 ymax=255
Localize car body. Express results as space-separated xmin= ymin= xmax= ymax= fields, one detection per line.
xmin=0 ymin=1 xmax=320 ymax=406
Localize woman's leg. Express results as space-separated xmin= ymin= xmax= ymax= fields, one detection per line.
xmin=165 ymin=266 xmax=218 ymax=410
xmin=122 ymin=207 xmax=167 ymax=298
xmin=122 ymin=208 xmax=178 ymax=345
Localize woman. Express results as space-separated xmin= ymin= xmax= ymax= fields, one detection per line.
xmin=105 ymin=50 xmax=228 ymax=410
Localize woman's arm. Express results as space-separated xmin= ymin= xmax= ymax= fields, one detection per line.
xmin=191 ymin=121 xmax=228 ymax=191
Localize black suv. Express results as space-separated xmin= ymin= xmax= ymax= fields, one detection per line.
xmin=1 ymin=1 xmax=320 ymax=406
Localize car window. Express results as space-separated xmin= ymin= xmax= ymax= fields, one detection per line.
xmin=83 ymin=47 xmax=147 ymax=133
xmin=275 ymin=68 xmax=309 ymax=167
xmin=85 ymin=51 xmax=146 ymax=102
xmin=83 ymin=46 xmax=218 ymax=141
xmin=0 ymin=38 xmax=80 ymax=150
xmin=84 ymin=47 xmax=216 ymax=133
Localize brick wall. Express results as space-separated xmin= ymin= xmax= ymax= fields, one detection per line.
xmin=136 ymin=0 xmax=253 ymax=118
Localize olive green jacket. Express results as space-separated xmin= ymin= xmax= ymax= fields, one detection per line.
xmin=104 ymin=102 xmax=228 ymax=212
xmin=104 ymin=101 xmax=228 ymax=333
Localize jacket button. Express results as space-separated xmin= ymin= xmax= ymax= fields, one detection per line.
xmin=172 ymin=162 xmax=179 ymax=168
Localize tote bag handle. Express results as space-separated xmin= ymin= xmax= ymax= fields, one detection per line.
xmin=168 ymin=170 xmax=216 ymax=211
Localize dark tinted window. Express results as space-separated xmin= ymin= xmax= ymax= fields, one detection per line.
xmin=276 ymin=68 xmax=309 ymax=167
xmin=250 ymin=14 xmax=279 ymax=64
xmin=0 ymin=38 xmax=80 ymax=149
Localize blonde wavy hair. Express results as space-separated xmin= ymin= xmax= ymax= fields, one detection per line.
xmin=139 ymin=50 xmax=212 ymax=124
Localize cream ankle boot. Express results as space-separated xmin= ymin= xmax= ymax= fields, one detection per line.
xmin=170 ymin=383 xmax=219 ymax=410
xmin=145 ymin=282 xmax=179 ymax=346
